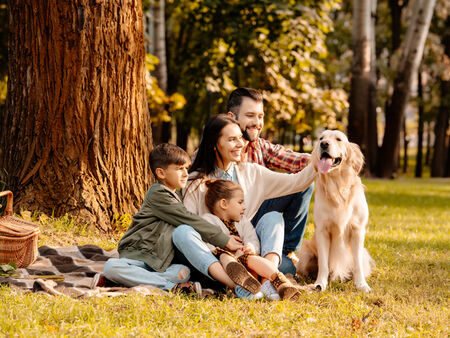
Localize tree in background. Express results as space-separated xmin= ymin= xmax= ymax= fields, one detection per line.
xmin=431 ymin=14 xmax=450 ymax=177
xmin=0 ymin=0 xmax=152 ymax=230
xmin=348 ymin=0 xmax=377 ymax=174
xmin=378 ymin=0 xmax=436 ymax=178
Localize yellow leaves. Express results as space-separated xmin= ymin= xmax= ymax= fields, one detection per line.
xmin=145 ymin=53 xmax=186 ymax=124
xmin=169 ymin=93 xmax=186 ymax=111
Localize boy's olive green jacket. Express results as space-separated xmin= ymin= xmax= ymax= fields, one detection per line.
xmin=118 ymin=182 xmax=230 ymax=272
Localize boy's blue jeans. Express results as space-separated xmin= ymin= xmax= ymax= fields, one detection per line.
xmin=103 ymin=257 xmax=189 ymax=290
xmin=172 ymin=211 xmax=284 ymax=279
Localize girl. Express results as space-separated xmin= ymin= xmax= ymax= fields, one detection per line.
xmin=202 ymin=179 xmax=300 ymax=301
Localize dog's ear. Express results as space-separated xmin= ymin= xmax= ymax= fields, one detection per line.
xmin=347 ymin=142 xmax=365 ymax=174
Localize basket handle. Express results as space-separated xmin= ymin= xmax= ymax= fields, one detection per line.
xmin=0 ymin=190 xmax=13 ymax=216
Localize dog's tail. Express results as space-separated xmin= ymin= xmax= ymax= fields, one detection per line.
xmin=295 ymin=239 xmax=318 ymax=280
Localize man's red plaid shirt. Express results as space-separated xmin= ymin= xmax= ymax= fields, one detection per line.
xmin=243 ymin=138 xmax=310 ymax=173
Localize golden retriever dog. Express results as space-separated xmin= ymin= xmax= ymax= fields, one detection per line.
xmin=296 ymin=130 xmax=374 ymax=292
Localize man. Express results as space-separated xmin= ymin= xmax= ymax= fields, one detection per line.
xmin=226 ymin=87 xmax=313 ymax=275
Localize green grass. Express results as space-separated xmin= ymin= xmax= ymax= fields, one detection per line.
xmin=1 ymin=178 xmax=449 ymax=336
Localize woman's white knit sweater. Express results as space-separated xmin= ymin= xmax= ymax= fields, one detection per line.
xmin=183 ymin=162 xmax=316 ymax=221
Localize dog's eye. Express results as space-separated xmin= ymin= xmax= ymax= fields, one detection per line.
xmin=319 ymin=137 xmax=323 ymax=141
xmin=336 ymin=138 xmax=341 ymax=142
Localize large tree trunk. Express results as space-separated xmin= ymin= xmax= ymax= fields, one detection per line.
xmin=348 ymin=0 xmax=371 ymax=161
xmin=378 ymin=0 xmax=436 ymax=178
xmin=1 ymin=0 xmax=153 ymax=230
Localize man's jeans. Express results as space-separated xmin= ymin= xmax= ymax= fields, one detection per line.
xmin=251 ymin=184 xmax=314 ymax=275
xmin=103 ymin=257 xmax=189 ymax=290
xmin=172 ymin=212 xmax=284 ymax=280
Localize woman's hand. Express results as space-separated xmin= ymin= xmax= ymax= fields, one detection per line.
xmin=243 ymin=243 xmax=255 ymax=254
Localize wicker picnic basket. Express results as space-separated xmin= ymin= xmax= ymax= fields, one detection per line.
xmin=0 ymin=191 xmax=40 ymax=268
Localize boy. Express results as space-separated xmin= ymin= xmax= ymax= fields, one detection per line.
xmin=103 ymin=143 xmax=241 ymax=294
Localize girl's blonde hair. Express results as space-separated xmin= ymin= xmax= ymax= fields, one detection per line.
xmin=204 ymin=179 xmax=243 ymax=213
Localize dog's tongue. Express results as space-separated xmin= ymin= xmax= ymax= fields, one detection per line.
xmin=318 ymin=158 xmax=333 ymax=174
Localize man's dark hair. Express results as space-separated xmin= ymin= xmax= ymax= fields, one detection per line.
xmin=149 ymin=143 xmax=190 ymax=179
xmin=226 ymin=87 xmax=263 ymax=117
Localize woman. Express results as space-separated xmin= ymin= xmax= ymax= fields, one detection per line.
xmin=178 ymin=114 xmax=316 ymax=276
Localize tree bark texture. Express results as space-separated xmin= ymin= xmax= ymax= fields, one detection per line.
xmin=378 ymin=0 xmax=436 ymax=178
xmin=348 ymin=0 xmax=371 ymax=160
xmin=1 ymin=0 xmax=152 ymax=230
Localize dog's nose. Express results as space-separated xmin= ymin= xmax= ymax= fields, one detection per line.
xmin=320 ymin=141 xmax=329 ymax=150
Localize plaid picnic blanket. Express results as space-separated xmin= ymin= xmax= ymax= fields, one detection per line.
xmin=0 ymin=245 xmax=164 ymax=298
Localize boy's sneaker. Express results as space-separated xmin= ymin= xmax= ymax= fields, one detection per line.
xmin=234 ymin=285 xmax=264 ymax=300
xmin=90 ymin=273 xmax=107 ymax=289
xmin=261 ymin=280 xmax=280 ymax=300
xmin=171 ymin=281 xmax=202 ymax=295
xmin=226 ymin=261 xmax=261 ymax=294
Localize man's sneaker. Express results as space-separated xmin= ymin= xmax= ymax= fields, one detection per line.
xmin=226 ymin=261 xmax=261 ymax=294
xmin=171 ymin=281 xmax=202 ymax=295
xmin=261 ymin=280 xmax=280 ymax=300
xmin=234 ymin=285 xmax=264 ymax=300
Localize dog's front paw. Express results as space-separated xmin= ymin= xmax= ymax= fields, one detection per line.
xmin=356 ymin=282 xmax=372 ymax=293
xmin=314 ymin=281 xmax=327 ymax=291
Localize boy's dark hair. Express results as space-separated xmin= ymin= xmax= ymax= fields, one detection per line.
xmin=226 ymin=87 xmax=263 ymax=117
xmin=150 ymin=143 xmax=190 ymax=179
xmin=204 ymin=179 xmax=243 ymax=214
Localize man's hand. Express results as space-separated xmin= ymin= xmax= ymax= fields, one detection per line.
xmin=243 ymin=242 xmax=255 ymax=254
xmin=225 ymin=235 xmax=243 ymax=251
